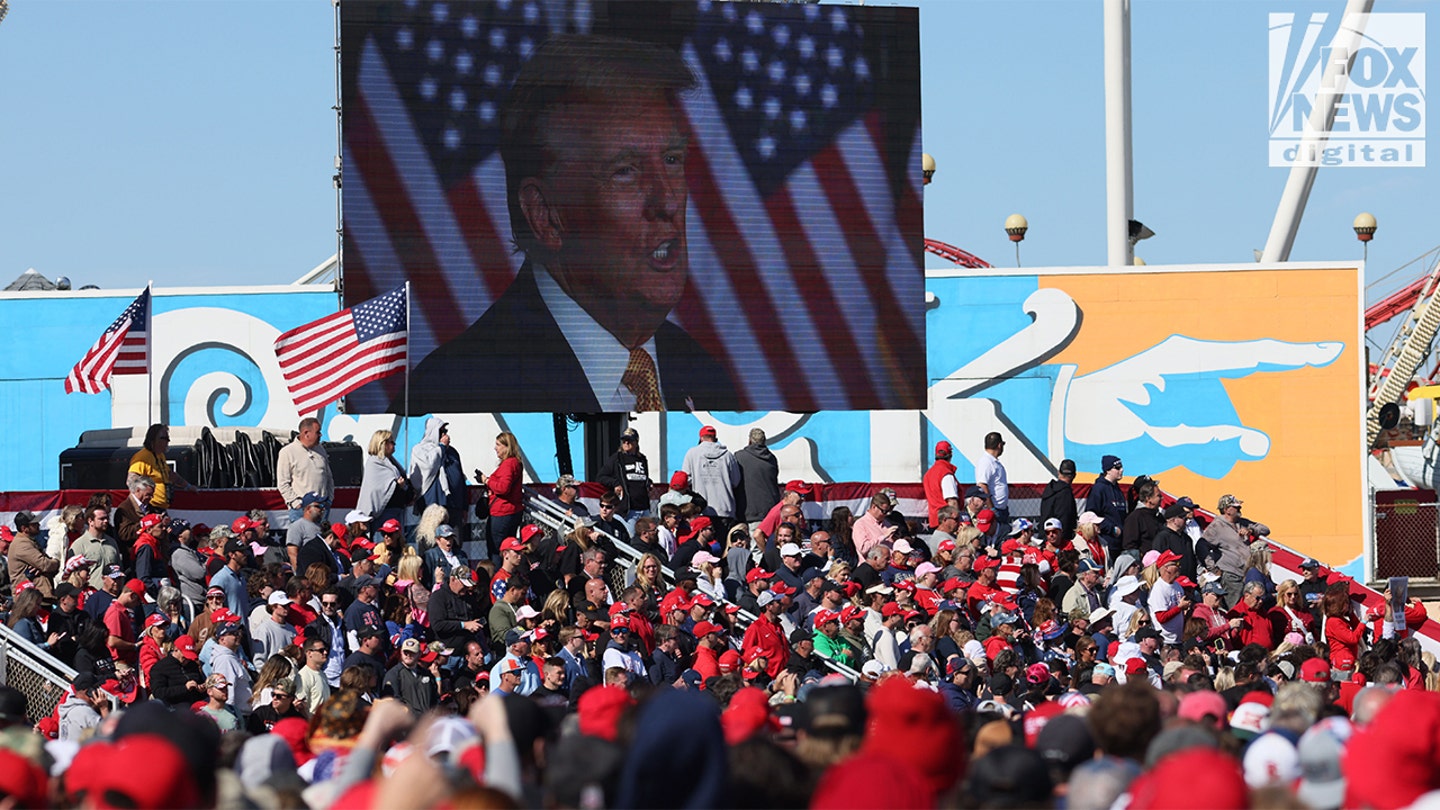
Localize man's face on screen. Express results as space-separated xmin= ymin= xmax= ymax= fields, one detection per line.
xmin=531 ymin=90 xmax=689 ymax=343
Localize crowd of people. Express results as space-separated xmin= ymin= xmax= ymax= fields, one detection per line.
xmin=0 ymin=424 xmax=1437 ymax=809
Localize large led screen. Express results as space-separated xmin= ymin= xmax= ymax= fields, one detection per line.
xmin=341 ymin=0 xmax=924 ymax=414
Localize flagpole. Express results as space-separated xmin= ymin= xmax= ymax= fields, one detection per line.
xmin=403 ymin=281 xmax=411 ymax=495
xmin=146 ymin=281 xmax=154 ymax=427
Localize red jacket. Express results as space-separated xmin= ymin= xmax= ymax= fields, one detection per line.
xmin=139 ymin=635 xmax=165 ymax=688
xmin=1326 ymin=614 xmax=1364 ymax=670
xmin=693 ymin=644 xmax=720 ymax=683
xmin=922 ymin=459 xmax=957 ymax=528
xmin=487 ymin=457 xmax=523 ymax=517
xmin=1231 ymin=601 xmax=1274 ymax=650
xmin=741 ymin=613 xmax=787 ymax=679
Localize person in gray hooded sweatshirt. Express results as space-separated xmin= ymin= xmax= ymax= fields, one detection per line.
xmin=682 ymin=425 xmax=741 ymax=521
xmin=59 ymin=672 xmax=106 ymax=741
xmin=409 ymin=418 xmax=468 ymax=535
xmin=735 ymin=428 xmax=781 ymax=525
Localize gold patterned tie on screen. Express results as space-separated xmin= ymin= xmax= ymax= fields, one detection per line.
xmin=622 ymin=347 xmax=664 ymax=412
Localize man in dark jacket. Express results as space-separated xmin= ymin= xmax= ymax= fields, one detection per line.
xmin=735 ymin=428 xmax=781 ymax=525
xmin=384 ymin=639 xmax=441 ymax=714
xmin=597 ymin=427 xmax=652 ymax=529
xmin=430 ymin=566 xmax=483 ymax=654
xmin=648 ymin=625 xmax=683 ymax=686
xmin=1038 ymin=459 xmax=1079 ymax=539
xmin=1121 ymin=479 xmax=1165 ymax=555
xmin=1083 ymin=455 xmax=1127 ymax=558
xmin=148 ymin=634 xmax=206 ymax=707
xmin=1152 ymin=504 xmax=1198 ymax=581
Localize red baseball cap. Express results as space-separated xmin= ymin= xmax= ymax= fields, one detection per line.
xmin=670 ymin=471 xmax=689 ymax=489
xmin=693 ymin=621 xmax=722 ymax=638
xmin=380 ymin=519 xmax=403 ymax=534
xmin=718 ymin=650 xmax=742 ymax=673
xmin=935 ymin=440 xmax=953 ymax=457
xmin=938 ymin=538 xmax=957 ymax=552
xmin=230 ymin=517 xmax=252 ymax=534
xmin=975 ymin=509 xmax=995 ymax=532
xmin=881 ymin=603 xmax=904 ymax=617
xmin=681 ymin=516 xmax=712 ymax=542
xmin=1125 ymin=658 xmax=1148 ymax=675
xmin=745 ymin=568 xmax=774 ymax=583
xmin=499 ymin=537 xmax=526 ymax=552
xmin=124 ymin=579 xmax=146 ymax=597
xmin=1155 ymin=550 xmax=1183 ymax=568
xmin=140 ymin=514 xmax=164 ymax=531
xmin=699 ymin=425 xmax=717 ymax=438
xmin=175 ymin=634 xmax=199 ymax=661
xmin=770 ymin=581 xmax=796 ymax=597
xmin=143 ymin=613 xmax=169 ymax=630
xmin=1300 ymin=658 xmax=1332 ymax=683
xmin=814 ymin=610 xmax=840 ymax=626
xmin=81 ymin=735 xmax=200 ymax=810
xmin=520 ymin=524 xmax=544 ymax=545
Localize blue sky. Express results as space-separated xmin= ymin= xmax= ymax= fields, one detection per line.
xmin=1 ymin=0 xmax=1433 ymax=335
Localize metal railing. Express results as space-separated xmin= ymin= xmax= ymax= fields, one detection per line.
xmin=524 ymin=492 xmax=861 ymax=682
xmin=0 ymin=621 xmax=109 ymax=725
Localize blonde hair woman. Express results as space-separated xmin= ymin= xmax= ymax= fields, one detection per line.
xmin=693 ymin=553 xmax=725 ymax=602
xmin=1074 ymin=513 xmax=1106 ymax=567
xmin=1121 ymin=608 xmax=1150 ymax=642
xmin=357 ymin=429 xmax=411 ymax=524
xmin=632 ymin=553 xmax=666 ymax=603
xmin=395 ymin=553 xmax=429 ymax=622
xmin=414 ymin=502 xmax=449 ymax=556
xmin=542 ymin=589 xmax=572 ymax=626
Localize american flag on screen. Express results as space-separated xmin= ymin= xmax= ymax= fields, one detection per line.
xmin=342 ymin=0 xmax=924 ymax=412
xmin=274 ymin=286 xmax=408 ymax=416
xmin=64 ymin=287 xmax=150 ymax=395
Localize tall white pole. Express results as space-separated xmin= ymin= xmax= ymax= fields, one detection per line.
xmin=1260 ymin=0 xmax=1373 ymax=263
xmin=146 ymin=281 xmax=154 ymax=426
xmin=1104 ymin=0 xmax=1134 ymax=267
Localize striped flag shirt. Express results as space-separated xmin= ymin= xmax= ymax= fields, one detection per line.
xmin=340 ymin=0 xmax=924 ymax=413
xmin=64 ymin=287 xmax=150 ymax=395
xmin=274 ymin=286 xmax=408 ymax=416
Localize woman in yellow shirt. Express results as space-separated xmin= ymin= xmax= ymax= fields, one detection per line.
xmin=129 ymin=424 xmax=196 ymax=510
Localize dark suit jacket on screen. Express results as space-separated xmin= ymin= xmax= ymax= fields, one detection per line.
xmin=403 ymin=263 xmax=739 ymax=414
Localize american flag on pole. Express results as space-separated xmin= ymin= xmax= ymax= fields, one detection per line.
xmin=274 ymin=285 xmax=408 ymax=416
xmin=64 ymin=287 xmax=151 ymax=394
xmin=340 ymin=0 xmax=924 ymax=413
